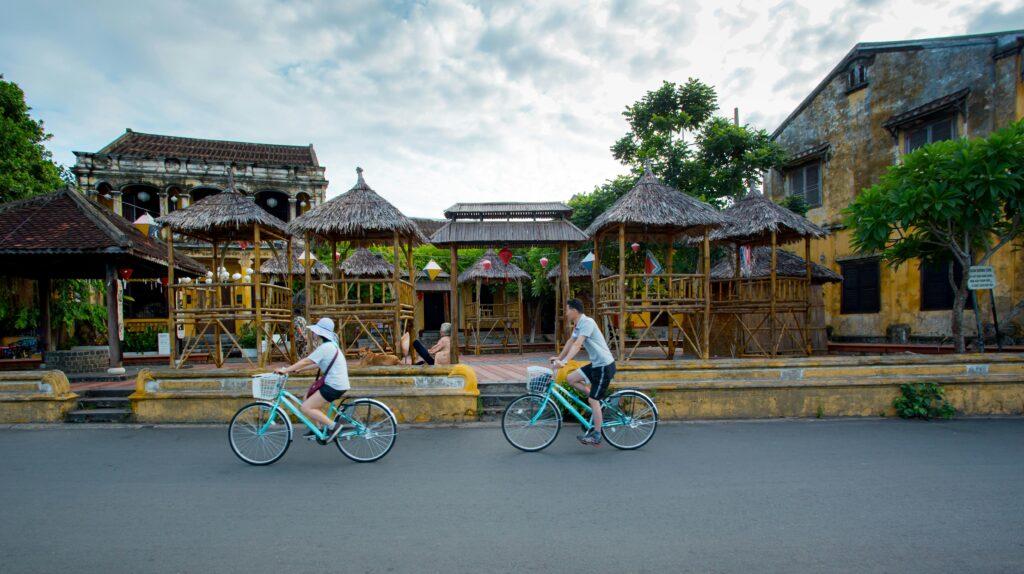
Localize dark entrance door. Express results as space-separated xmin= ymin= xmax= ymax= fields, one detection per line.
xmin=423 ymin=292 xmax=446 ymax=331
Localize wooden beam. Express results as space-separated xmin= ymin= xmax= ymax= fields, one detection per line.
xmin=449 ymin=244 xmax=459 ymax=364
xmin=304 ymin=231 xmax=312 ymax=324
xmin=105 ymin=263 xmax=122 ymax=370
xmin=805 ymin=236 xmax=812 ymax=356
xmin=770 ymin=230 xmax=777 ymax=358
xmin=212 ymin=241 xmax=222 ymax=367
xmin=517 ymin=278 xmax=524 ymax=355
xmin=667 ymin=236 xmax=676 ymax=359
xmin=702 ymin=230 xmax=710 ymax=360
xmin=286 ymin=236 xmax=295 ymax=362
xmin=166 ymin=230 xmax=176 ymax=367
xmin=560 ymin=242 xmax=570 ymax=342
xmin=39 ymin=278 xmax=52 ymax=354
xmin=618 ymin=224 xmax=626 ymax=362
xmin=475 ymin=277 xmax=482 ymax=356
xmin=592 ymin=235 xmax=600 ymax=341
xmin=254 ymin=224 xmax=264 ymax=367
xmin=392 ymin=231 xmax=401 ymax=354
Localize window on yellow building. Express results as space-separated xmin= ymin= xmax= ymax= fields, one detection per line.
xmin=787 ymin=161 xmax=821 ymax=208
xmin=904 ymin=115 xmax=957 ymax=154
xmin=920 ymin=259 xmax=964 ymax=311
xmin=840 ymin=259 xmax=880 ymax=314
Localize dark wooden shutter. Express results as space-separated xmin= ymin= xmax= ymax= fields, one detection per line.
xmin=841 ymin=260 xmax=880 ymax=314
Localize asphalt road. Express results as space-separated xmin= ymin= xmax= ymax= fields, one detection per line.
xmin=1 ymin=419 xmax=1022 ymax=574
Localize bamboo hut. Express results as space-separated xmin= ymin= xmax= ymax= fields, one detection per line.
xmin=430 ymin=202 xmax=587 ymax=361
xmin=458 ymin=249 xmax=531 ymax=355
xmin=156 ymin=176 xmax=293 ymax=368
xmin=260 ymin=250 xmax=331 ymax=281
xmin=286 ymin=168 xmax=428 ymax=357
xmin=547 ymin=253 xmax=613 ymax=350
xmin=584 ymin=162 xmax=729 ymax=360
xmin=706 ymin=191 xmax=829 ymax=357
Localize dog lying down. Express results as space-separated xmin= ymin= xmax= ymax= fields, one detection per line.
xmin=357 ymin=348 xmax=401 ymax=367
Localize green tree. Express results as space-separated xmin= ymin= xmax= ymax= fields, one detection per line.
xmin=844 ymin=120 xmax=1024 ymax=352
xmin=611 ymin=79 xmax=784 ymax=206
xmin=0 ymin=76 xmax=66 ymax=202
xmin=566 ymin=175 xmax=636 ymax=231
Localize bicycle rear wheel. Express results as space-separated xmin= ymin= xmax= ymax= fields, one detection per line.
xmin=600 ymin=390 xmax=657 ymax=450
xmin=228 ymin=402 xmax=293 ymax=465
xmin=502 ymin=394 xmax=561 ymax=452
xmin=335 ymin=399 xmax=397 ymax=462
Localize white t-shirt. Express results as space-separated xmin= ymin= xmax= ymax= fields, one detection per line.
xmin=307 ymin=342 xmax=349 ymax=391
xmin=571 ymin=314 xmax=614 ymax=367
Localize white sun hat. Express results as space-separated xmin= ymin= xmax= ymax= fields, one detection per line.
xmin=307 ymin=317 xmax=337 ymax=343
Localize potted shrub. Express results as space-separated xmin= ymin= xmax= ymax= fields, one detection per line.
xmin=238 ymin=327 xmax=258 ymax=359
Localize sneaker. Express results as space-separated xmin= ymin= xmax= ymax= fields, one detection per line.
xmin=581 ymin=430 xmax=603 ymax=447
xmin=326 ymin=419 xmax=345 ymax=442
xmin=576 ymin=430 xmax=590 ymax=444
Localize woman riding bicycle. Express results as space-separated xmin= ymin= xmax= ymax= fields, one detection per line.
xmin=275 ymin=317 xmax=348 ymax=442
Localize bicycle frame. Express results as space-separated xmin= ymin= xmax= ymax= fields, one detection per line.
xmin=534 ymin=382 xmax=627 ymax=432
xmin=258 ymin=388 xmax=361 ymax=441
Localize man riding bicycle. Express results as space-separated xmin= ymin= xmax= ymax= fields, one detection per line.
xmin=550 ymin=298 xmax=616 ymax=447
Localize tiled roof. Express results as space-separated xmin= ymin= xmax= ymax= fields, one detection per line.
xmin=882 ymin=88 xmax=971 ymax=135
xmin=96 ymin=129 xmax=318 ymax=166
xmin=0 ymin=188 xmax=206 ymax=277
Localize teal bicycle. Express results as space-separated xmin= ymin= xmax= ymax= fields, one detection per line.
xmin=228 ymin=373 xmax=397 ymax=466
xmin=501 ymin=366 xmax=658 ymax=451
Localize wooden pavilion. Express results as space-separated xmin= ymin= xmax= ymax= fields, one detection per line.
xmin=260 ymin=248 xmax=331 ymax=282
xmin=705 ymin=191 xmax=829 ymax=356
xmin=584 ymin=164 xmax=730 ymax=361
xmin=458 ymin=249 xmax=531 ymax=355
xmin=709 ymin=246 xmax=842 ymax=355
xmin=286 ymin=168 xmax=428 ymax=357
xmin=157 ymin=179 xmax=293 ymax=368
xmin=547 ymin=252 xmax=612 ymax=352
xmin=0 ymin=187 xmax=206 ymax=371
xmin=429 ymin=202 xmax=588 ymax=361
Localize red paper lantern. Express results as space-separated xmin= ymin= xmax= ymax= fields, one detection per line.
xmin=160 ymin=276 xmax=169 ymax=287
xmin=482 ymin=260 xmax=493 ymax=271
xmin=238 ymin=240 xmax=248 ymax=250
xmin=539 ymin=257 xmax=549 ymax=268
xmin=417 ymin=292 xmax=424 ymax=301
xmin=499 ymin=247 xmax=513 ymax=266
xmin=119 ymin=267 xmax=133 ymax=280
xmin=631 ymin=242 xmax=640 ymax=253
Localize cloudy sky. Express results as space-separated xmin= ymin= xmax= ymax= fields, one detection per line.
xmin=3 ymin=0 xmax=1022 ymax=217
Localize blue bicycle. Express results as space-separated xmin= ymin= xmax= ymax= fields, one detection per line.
xmin=501 ymin=366 xmax=658 ymax=451
xmin=228 ymin=373 xmax=397 ymax=466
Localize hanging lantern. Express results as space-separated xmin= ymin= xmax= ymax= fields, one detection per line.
xmin=424 ymin=259 xmax=442 ymax=281
xmin=298 ymin=251 xmax=317 ymax=266
xmin=206 ymin=271 xmax=214 ymax=278
xmin=132 ymin=213 xmax=155 ymax=236
xmin=334 ymin=251 xmax=341 ymax=263
xmin=238 ymin=240 xmax=249 ymax=250
xmin=417 ymin=292 xmax=424 ymax=301
xmin=244 ymin=267 xmax=254 ymax=276
xmin=482 ymin=259 xmax=493 ymax=271
xmin=160 ymin=276 xmax=169 ymax=287
xmin=204 ymin=277 xmax=213 ymax=284
xmin=581 ymin=252 xmax=594 ymax=272
xmin=631 ymin=242 xmax=640 ymax=253
xmin=539 ymin=257 xmax=549 ymax=268
xmin=241 ymin=274 xmax=251 ymax=283
xmin=181 ymin=277 xmax=192 ymax=284
xmin=499 ymin=247 xmax=513 ymax=266
xmin=231 ymin=272 xmax=242 ymax=281
xmin=119 ymin=267 xmax=133 ymax=280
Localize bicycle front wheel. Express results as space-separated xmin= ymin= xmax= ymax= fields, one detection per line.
xmin=228 ymin=402 xmax=293 ymax=465
xmin=601 ymin=390 xmax=658 ymax=450
xmin=502 ymin=394 xmax=561 ymax=452
xmin=335 ymin=399 xmax=397 ymax=462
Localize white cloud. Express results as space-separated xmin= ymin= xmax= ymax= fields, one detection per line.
xmin=2 ymin=0 xmax=1019 ymax=217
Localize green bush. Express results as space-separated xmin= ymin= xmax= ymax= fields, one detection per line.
xmin=124 ymin=328 xmax=159 ymax=353
xmin=238 ymin=326 xmax=258 ymax=348
xmin=893 ymin=383 xmax=955 ymax=420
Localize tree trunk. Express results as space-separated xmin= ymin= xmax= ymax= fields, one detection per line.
xmin=950 ymin=262 xmax=969 ymax=353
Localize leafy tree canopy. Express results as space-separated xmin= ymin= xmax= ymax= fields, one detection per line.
xmin=0 ymin=76 xmax=66 ymax=202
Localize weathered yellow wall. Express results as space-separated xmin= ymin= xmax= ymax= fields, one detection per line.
xmin=0 ymin=371 xmax=78 ymax=423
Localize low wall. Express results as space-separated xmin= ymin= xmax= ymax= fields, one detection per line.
xmin=599 ymin=353 xmax=1024 ymax=419
xmin=0 ymin=370 xmax=78 ymax=423
xmin=130 ymin=364 xmax=479 ymax=424
xmin=44 ymin=347 xmax=108 ymax=374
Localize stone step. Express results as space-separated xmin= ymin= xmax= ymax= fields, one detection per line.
xmin=65 ymin=408 xmax=133 ymax=423
xmin=481 ymin=393 xmax=522 ymax=409
xmin=77 ymin=397 xmax=131 ymax=410
xmin=477 ymin=381 xmax=527 ymax=395
xmin=81 ymin=389 xmax=134 ymax=398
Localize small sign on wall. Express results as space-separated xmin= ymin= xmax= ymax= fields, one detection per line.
xmin=157 ymin=333 xmax=170 ymax=355
xmin=967 ymin=266 xmax=996 ymax=290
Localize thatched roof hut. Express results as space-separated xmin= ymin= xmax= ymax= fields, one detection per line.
xmin=286 ymin=167 xmax=428 ymax=244
xmin=458 ymin=249 xmax=531 ymax=284
xmin=338 ymin=247 xmax=394 ymax=278
xmin=155 ymin=184 xmax=288 ymax=241
xmin=260 ymin=251 xmax=331 ymax=277
xmin=585 ymin=163 xmax=729 ymax=239
xmin=710 ymin=246 xmax=842 ymax=285
xmin=546 ymin=253 xmax=612 ymax=283
xmin=710 ymin=191 xmax=828 ymax=245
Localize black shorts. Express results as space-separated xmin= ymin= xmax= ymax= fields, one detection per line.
xmin=319 ymin=385 xmax=346 ymax=402
xmin=578 ymin=363 xmax=616 ymax=400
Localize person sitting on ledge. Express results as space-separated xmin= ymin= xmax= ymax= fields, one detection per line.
xmin=413 ymin=322 xmax=452 ymax=365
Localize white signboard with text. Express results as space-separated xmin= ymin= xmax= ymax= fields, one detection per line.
xmin=967 ymin=266 xmax=996 ymax=290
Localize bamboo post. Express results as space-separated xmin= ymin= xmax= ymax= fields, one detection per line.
xmin=331 ymin=240 xmax=337 ymax=307
xmin=702 ymin=230 xmax=711 ymax=360
xmin=770 ymin=230 xmax=778 ymax=357
xmin=735 ymin=242 xmax=742 ymax=356
xmin=286 ymin=236 xmax=295 ymax=362
xmin=560 ymin=242 xmax=570 ymax=343
xmin=254 ymin=224 xmax=264 ymax=367
xmin=618 ymin=224 xmax=626 ymax=362
xmin=554 ymin=277 xmax=561 ymax=354
xmin=667 ymin=236 xmax=676 ymax=359
xmin=407 ymin=238 xmax=415 ymax=348
xmin=804 ymin=236 xmax=812 ymax=356
xmin=475 ymin=277 xmax=482 ymax=355
xmin=592 ymin=236 xmax=600 ymax=342
xmin=517 ymin=277 xmax=524 ymax=355
xmin=166 ymin=230 xmax=176 ymax=367
xmin=449 ymin=244 xmax=459 ymax=364
xmin=304 ymin=232 xmax=312 ymax=325
xmin=212 ymin=241 xmax=222 ymax=367
xmin=392 ymin=231 xmax=401 ymax=354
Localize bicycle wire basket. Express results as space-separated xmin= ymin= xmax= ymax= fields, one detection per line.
xmin=252 ymin=373 xmax=287 ymax=401
xmin=526 ymin=366 xmax=554 ymax=395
